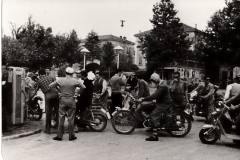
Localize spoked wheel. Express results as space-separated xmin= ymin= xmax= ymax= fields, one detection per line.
xmin=199 ymin=128 xmax=219 ymax=144
xmin=28 ymin=103 xmax=43 ymax=121
xmin=111 ymin=110 xmax=136 ymax=134
xmin=88 ymin=114 xmax=107 ymax=132
xmin=168 ymin=114 xmax=192 ymax=137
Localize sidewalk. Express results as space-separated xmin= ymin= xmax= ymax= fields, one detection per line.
xmin=2 ymin=119 xmax=44 ymax=140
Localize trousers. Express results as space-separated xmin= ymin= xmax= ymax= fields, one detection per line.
xmin=57 ymin=97 xmax=76 ymax=138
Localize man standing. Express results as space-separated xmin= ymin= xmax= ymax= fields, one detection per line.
xmin=192 ymin=76 xmax=215 ymax=122
xmin=109 ymin=69 xmax=126 ymax=114
xmin=169 ymin=72 xmax=189 ymax=113
xmin=93 ymin=70 xmax=108 ymax=110
xmin=50 ymin=67 xmax=85 ymax=141
xmin=34 ymin=69 xmax=59 ymax=134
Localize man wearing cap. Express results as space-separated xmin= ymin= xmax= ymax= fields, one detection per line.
xmin=139 ymin=72 xmax=173 ymax=141
xmin=192 ymin=76 xmax=215 ymax=122
xmin=49 ymin=67 xmax=85 ymax=141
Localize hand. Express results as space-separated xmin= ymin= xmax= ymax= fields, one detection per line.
xmin=230 ymin=105 xmax=237 ymax=110
xmin=138 ymin=97 xmax=144 ymax=102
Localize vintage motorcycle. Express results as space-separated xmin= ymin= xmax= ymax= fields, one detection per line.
xmin=199 ymin=101 xmax=240 ymax=144
xmin=28 ymin=96 xmax=43 ymax=121
xmin=75 ymin=94 xmax=108 ymax=132
xmin=111 ymin=92 xmax=193 ymax=137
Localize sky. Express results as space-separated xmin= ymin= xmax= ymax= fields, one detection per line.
xmin=2 ymin=0 xmax=226 ymax=42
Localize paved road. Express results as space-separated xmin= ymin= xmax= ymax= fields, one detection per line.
xmin=2 ymin=118 xmax=240 ymax=160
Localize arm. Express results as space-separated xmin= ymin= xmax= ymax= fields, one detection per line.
xmin=101 ymin=80 xmax=107 ymax=96
xmin=142 ymin=86 xmax=164 ymax=101
xmin=77 ymin=80 xmax=86 ymax=89
xmin=202 ymin=85 xmax=215 ymax=99
xmin=224 ymin=85 xmax=232 ymax=101
xmin=226 ymin=91 xmax=240 ymax=105
xmin=49 ymin=81 xmax=58 ymax=89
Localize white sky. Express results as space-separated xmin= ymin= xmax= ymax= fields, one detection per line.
xmin=2 ymin=0 xmax=226 ymax=42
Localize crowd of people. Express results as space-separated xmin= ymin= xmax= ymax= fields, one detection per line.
xmin=22 ymin=66 xmax=240 ymax=142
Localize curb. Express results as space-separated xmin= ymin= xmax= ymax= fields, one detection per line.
xmin=2 ymin=129 xmax=42 ymax=140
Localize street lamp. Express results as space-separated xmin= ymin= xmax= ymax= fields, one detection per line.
xmin=80 ymin=47 xmax=90 ymax=70
xmin=114 ymin=45 xmax=123 ymax=69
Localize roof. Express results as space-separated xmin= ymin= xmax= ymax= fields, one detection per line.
xmin=134 ymin=23 xmax=201 ymax=37
xmin=98 ymin=35 xmax=135 ymax=45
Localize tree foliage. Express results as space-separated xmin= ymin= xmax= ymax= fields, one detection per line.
xmin=84 ymin=31 xmax=102 ymax=62
xmin=204 ymin=0 xmax=240 ymax=66
xmin=2 ymin=17 xmax=82 ymax=69
xmin=139 ymin=0 xmax=191 ymax=72
xmin=101 ymin=42 xmax=116 ymax=77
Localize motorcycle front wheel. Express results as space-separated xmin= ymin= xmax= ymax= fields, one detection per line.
xmin=89 ymin=114 xmax=107 ymax=132
xmin=199 ymin=128 xmax=219 ymax=144
xmin=111 ymin=110 xmax=136 ymax=134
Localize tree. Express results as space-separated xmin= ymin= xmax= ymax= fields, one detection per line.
xmin=101 ymin=42 xmax=116 ymax=78
xmin=85 ymin=31 xmax=102 ymax=62
xmin=198 ymin=0 xmax=240 ymax=81
xmin=62 ymin=30 xmax=81 ymax=65
xmin=2 ymin=35 xmax=27 ymax=66
xmin=139 ymin=0 xmax=191 ymax=73
xmin=13 ymin=17 xmax=56 ymax=70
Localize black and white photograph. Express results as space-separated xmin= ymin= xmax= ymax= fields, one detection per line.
xmin=1 ymin=0 xmax=240 ymax=160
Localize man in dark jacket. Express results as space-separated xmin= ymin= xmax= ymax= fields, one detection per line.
xmin=139 ymin=73 xmax=173 ymax=141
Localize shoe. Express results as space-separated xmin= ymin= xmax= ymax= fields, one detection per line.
xmin=145 ymin=135 xmax=159 ymax=141
xmin=69 ymin=136 xmax=77 ymax=141
xmin=53 ymin=136 xmax=62 ymax=141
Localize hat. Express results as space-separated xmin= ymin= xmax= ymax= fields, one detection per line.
xmin=87 ymin=71 xmax=96 ymax=80
xmin=150 ymin=73 xmax=160 ymax=83
xmin=65 ymin=67 xmax=74 ymax=74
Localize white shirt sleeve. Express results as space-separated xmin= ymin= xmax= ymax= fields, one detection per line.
xmin=224 ymin=84 xmax=232 ymax=101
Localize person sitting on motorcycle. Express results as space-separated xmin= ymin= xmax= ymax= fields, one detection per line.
xmin=139 ymin=73 xmax=173 ymax=141
xmin=192 ymin=76 xmax=215 ymax=123
xmin=225 ymin=75 xmax=240 ymax=135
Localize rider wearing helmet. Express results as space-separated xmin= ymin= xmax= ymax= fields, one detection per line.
xmin=139 ymin=72 xmax=173 ymax=141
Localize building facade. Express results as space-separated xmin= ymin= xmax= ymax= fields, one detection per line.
xmin=134 ymin=23 xmax=204 ymax=81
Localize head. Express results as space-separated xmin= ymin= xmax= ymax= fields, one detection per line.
xmin=65 ymin=67 xmax=74 ymax=76
xmin=38 ymin=69 xmax=46 ymax=76
xmin=236 ymin=74 xmax=240 ymax=83
xmin=75 ymin=70 xmax=81 ymax=78
xmin=116 ymin=68 xmax=123 ymax=76
xmin=173 ymin=72 xmax=180 ymax=81
xmin=204 ymin=76 xmax=211 ymax=85
xmin=95 ymin=70 xmax=100 ymax=79
xmin=150 ymin=72 xmax=160 ymax=88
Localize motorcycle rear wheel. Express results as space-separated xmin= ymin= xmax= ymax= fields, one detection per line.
xmin=168 ymin=114 xmax=192 ymax=137
xmin=88 ymin=114 xmax=107 ymax=132
xmin=111 ymin=110 xmax=135 ymax=134
xmin=199 ymin=128 xmax=219 ymax=144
